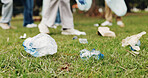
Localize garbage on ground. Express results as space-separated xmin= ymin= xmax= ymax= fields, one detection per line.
xmin=73 ymin=36 xmax=78 ymax=40
xmin=98 ymin=27 xmax=116 ymax=37
xmin=94 ymin=24 xmax=99 ymax=27
xmin=20 ymin=33 xmax=27 ymax=39
xmin=122 ymin=31 xmax=146 ymax=51
xmin=7 ymin=37 xmax=9 ymax=42
xmin=130 ymin=40 xmax=140 ymax=51
xmin=76 ymin=0 xmax=92 ymax=11
xmin=79 ymin=38 xmax=88 ymax=44
xmin=105 ymin=0 xmax=127 ymax=16
xmin=80 ymin=49 xmax=104 ymax=60
xmin=23 ymin=33 xmax=57 ymax=57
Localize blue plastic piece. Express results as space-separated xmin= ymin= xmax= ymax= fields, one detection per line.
xmin=78 ymin=0 xmax=86 ymax=5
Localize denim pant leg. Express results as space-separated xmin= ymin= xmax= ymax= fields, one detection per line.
xmin=0 ymin=0 xmax=13 ymax=24
xmin=22 ymin=0 xmax=34 ymax=26
xmin=55 ymin=8 xmax=61 ymax=24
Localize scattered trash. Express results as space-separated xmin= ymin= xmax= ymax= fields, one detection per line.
xmin=76 ymin=0 xmax=92 ymax=11
xmin=20 ymin=33 xmax=27 ymax=39
xmin=94 ymin=24 xmax=99 ymax=27
xmin=79 ymin=38 xmax=88 ymax=44
xmin=23 ymin=33 xmax=57 ymax=57
xmin=98 ymin=27 xmax=116 ymax=37
xmin=73 ymin=36 xmax=78 ymax=40
xmin=122 ymin=31 xmax=146 ymax=51
xmin=80 ymin=49 xmax=104 ymax=60
xmin=130 ymin=40 xmax=141 ymax=51
xmin=7 ymin=37 xmax=9 ymax=42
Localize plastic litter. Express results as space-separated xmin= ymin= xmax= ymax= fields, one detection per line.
xmin=20 ymin=33 xmax=27 ymax=39
xmin=94 ymin=24 xmax=99 ymax=27
xmin=23 ymin=33 xmax=57 ymax=57
xmin=105 ymin=0 xmax=127 ymax=16
xmin=122 ymin=31 xmax=146 ymax=51
xmin=80 ymin=49 xmax=104 ymax=60
xmin=79 ymin=38 xmax=88 ymax=44
xmin=73 ymin=36 xmax=78 ymax=40
xmin=98 ymin=27 xmax=116 ymax=37
xmin=76 ymin=0 xmax=92 ymax=11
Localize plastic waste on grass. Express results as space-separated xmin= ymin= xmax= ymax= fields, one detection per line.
xmin=79 ymin=38 xmax=88 ymax=44
xmin=73 ymin=36 xmax=78 ymax=40
xmin=98 ymin=27 xmax=116 ymax=37
xmin=105 ymin=0 xmax=127 ymax=16
xmin=23 ymin=33 xmax=57 ymax=57
xmin=80 ymin=49 xmax=104 ymax=60
xmin=76 ymin=0 xmax=92 ymax=11
xmin=122 ymin=31 xmax=146 ymax=51
xmin=20 ymin=33 xmax=27 ymax=39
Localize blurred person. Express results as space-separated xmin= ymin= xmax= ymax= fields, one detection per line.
xmin=21 ymin=0 xmax=37 ymax=28
xmin=0 ymin=0 xmax=13 ymax=29
xmin=39 ymin=0 xmax=86 ymax=35
xmin=42 ymin=0 xmax=61 ymax=29
xmin=101 ymin=1 xmax=125 ymax=27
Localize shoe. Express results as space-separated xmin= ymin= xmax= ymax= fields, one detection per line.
xmin=117 ymin=21 xmax=125 ymax=27
xmin=62 ymin=28 xmax=86 ymax=35
xmin=0 ymin=23 xmax=10 ymax=29
xmin=101 ymin=21 xmax=112 ymax=26
xmin=26 ymin=23 xmax=37 ymax=28
xmin=38 ymin=23 xmax=49 ymax=34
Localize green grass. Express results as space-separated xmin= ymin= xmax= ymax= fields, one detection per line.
xmin=0 ymin=12 xmax=148 ymax=78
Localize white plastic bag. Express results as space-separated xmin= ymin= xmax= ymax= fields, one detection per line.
xmin=23 ymin=33 xmax=57 ymax=57
xmin=105 ymin=0 xmax=127 ymax=16
xmin=76 ymin=0 xmax=92 ymax=11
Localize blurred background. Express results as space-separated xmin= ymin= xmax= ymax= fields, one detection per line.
xmin=0 ymin=0 xmax=148 ymax=18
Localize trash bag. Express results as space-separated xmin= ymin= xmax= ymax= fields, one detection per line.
xmin=105 ymin=0 xmax=127 ymax=16
xmin=23 ymin=33 xmax=57 ymax=57
xmin=76 ymin=0 xmax=92 ymax=11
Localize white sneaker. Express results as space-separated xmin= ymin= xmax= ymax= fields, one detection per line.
xmin=62 ymin=28 xmax=86 ymax=35
xmin=117 ymin=21 xmax=124 ymax=27
xmin=0 ymin=23 xmax=10 ymax=29
xmin=26 ymin=23 xmax=37 ymax=28
xmin=101 ymin=21 xmax=112 ymax=26
xmin=38 ymin=23 xmax=49 ymax=34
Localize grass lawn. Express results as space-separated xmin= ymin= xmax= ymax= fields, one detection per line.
xmin=0 ymin=12 xmax=148 ymax=77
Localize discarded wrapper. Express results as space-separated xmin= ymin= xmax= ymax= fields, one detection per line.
xmin=94 ymin=24 xmax=99 ymax=27
xmin=98 ymin=27 xmax=116 ymax=37
xmin=122 ymin=31 xmax=146 ymax=51
xmin=79 ymin=38 xmax=88 ymax=44
xmin=20 ymin=33 xmax=27 ymax=39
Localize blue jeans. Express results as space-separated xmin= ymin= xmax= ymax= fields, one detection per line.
xmin=55 ymin=9 xmax=61 ymax=24
xmin=21 ymin=0 xmax=34 ymax=26
xmin=0 ymin=0 xmax=13 ymax=25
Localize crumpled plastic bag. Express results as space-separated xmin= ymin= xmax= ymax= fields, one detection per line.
xmin=23 ymin=33 xmax=57 ymax=57
xmin=105 ymin=0 xmax=127 ymax=16
xmin=76 ymin=0 xmax=92 ymax=11
xmin=98 ymin=27 xmax=116 ymax=37
xmin=122 ymin=31 xmax=146 ymax=51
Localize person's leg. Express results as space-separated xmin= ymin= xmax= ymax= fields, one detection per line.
xmin=60 ymin=0 xmax=86 ymax=35
xmin=101 ymin=1 xmax=112 ymax=26
xmin=22 ymin=0 xmax=34 ymax=26
xmin=59 ymin=0 xmax=74 ymax=29
xmin=55 ymin=8 xmax=61 ymax=24
xmin=116 ymin=16 xmax=124 ymax=27
xmin=0 ymin=0 xmax=13 ymax=29
xmin=39 ymin=0 xmax=59 ymax=33
xmin=0 ymin=0 xmax=13 ymax=24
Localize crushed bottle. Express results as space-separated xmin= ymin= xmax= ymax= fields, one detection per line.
xmin=80 ymin=49 xmax=104 ymax=60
